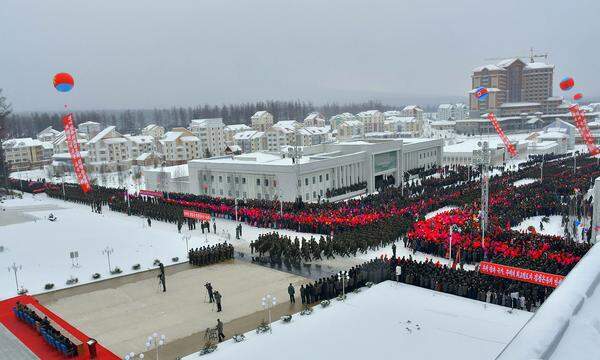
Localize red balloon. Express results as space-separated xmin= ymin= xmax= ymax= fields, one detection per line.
xmin=53 ymin=72 xmax=74 ymax=92
xmin=573 ymin=93 xmax=583 ymax=101
xmin=559 ymin=77 xmax=574 ymax=91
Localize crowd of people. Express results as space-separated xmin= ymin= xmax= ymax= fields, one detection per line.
xmin=15 ymin=301 xmax=79 ymax=355
xmin=188 ymin=243 xmax=234 ymax=267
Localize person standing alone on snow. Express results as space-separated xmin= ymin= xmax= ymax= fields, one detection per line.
xmin=288 ymin=283 xmax=296 ymax=304
xmin=216 ymin=319 xmax=225 ymax=342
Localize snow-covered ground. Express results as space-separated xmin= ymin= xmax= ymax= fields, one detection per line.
xmin=0 ymin=193 xmax=316 ymax=300
xmin=512 ymin=178 xmax=539 ymax=187
xmin=185 ymin=281 xmax=531 ymax=360
xmin=512 ymin=215 xmax=564 ymax=237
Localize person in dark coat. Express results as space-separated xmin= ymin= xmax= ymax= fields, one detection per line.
xmin=205 ymin=282 xmax=214 ymax=303
xmin=213 ymin=221 xmax=217 ymax=234
xmin=300 ymin=285 xmax=306 ymax=304
xmin=214 ymin=291 xmax=222 ymax=312
xmin=147 ymin=217 xmax=152 ymax=227
xmin=287 ymin=283 xmax=295 ymax=304
xmin=158 ymin=262 xmax=166 ymax=292
xmin=216 ymin=319 xmax=225 ymax=342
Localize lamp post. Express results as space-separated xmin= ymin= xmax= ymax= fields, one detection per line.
xmin=124 ymin=352 xmax=144 ymax=360
xmin=145 ymin=333 xmax=165 ymax=360
xmin=472 ymin=141 xmax=490 ymax=250
xmin=102 ymin=246 xmax=114 ymax=273
xmin=8 ymin=262 xmax=22 ymax=293
xmin=261 ymin=294 xmax=277 ymax=333
xmin=337 ymin=271 xmax=349 ymax=300
xmin=182 ymin=234 xmax=191 ymax=257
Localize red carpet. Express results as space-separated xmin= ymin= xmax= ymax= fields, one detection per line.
xmin=0 ymin=295 xmax=119 ymax=360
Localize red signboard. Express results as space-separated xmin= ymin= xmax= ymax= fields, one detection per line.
xmin=62 ymin=114 xmax=91 ymax=193
xmin=139 ymin=190 xmax=163 ymax=198
xmin=479 ymin=261 xmax=564 ymax=288
xmin=183 ymin=209 xmax=211 ymax=221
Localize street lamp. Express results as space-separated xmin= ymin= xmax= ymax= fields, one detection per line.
xmin=337 ymin=271 xmax=349 ymax=300
xmin=124 ymin=352 xmax=144 ymax=360
xmin=145 ymin=333 xmax=165 ymax=360
xmin=102 ymin=246 xmax=114 ymax=273
xmin=7 ymin=262 xmax=22 ymax=293
xmin=261 ymin=294 xmax=277 ymax=333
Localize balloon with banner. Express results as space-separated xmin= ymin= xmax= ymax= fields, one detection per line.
xmin=487 ymin=112 xmax=518 ymax=157
xmin=62 ymin=114 xmax=91 ymax=193
xmin=568 ymin=104 xmax=600 ymax=156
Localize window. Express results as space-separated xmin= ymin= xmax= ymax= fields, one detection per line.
xmin=265 ymin=194 xmax=270 ymax=200
xmin=319 ymin=175 xmax=322 ymax=182
xmin=313 ymin=191 xmax=317 ymax=199
xmin=326 ymin=174 xmax=329 ymax=181
xmin=265 ymin=179 xmax=269 ymax=187
xmin=256 ymin=179 xmax=261 ymax=186
xmin=298 ymin=179 xmax=301 ymax=187
xmin=319 ymin=189 xmax=323 ymax=196
xmin=219 ymin=176 xmax=223 ymax=183
xmin=227 ymin=176 xmax=231 ymax=183
xmin=219 ymin=189 xmax=223 ymax=195
xmin=235 ymin=177 xmax=239 ymax=184
xmin=305 ymin=193 xmax=309 ymax=200
xmin=273 ymin=180 xmax=277 ymax=187
xmin=257 ymin=193 xmax=262 ymax=200
xmin=312 ymin=176 xmax=316 ymax=184
xmin=305 ymin=178 xmax=309 ymax=186
xmin=242 ymin=177 xmax=246 ymax=184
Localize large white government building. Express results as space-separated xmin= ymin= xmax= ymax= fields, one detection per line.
xmin=144 ymin=138 xmax=442 ymax=202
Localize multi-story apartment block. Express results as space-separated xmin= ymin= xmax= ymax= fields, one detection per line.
xmin=233 ymin=130 xmax=258 ymax=154
xmin=78 ymin=121 xmax=103 ymax=138
xmin=160 ymin=128 xmax=201 ymax=165
xmin=437 ymin=104 xmax=468 ymax=121
xmin=224 ymin=124 xmax=252 ymax=145
xmin=337 ymin=120 xmax=364 ymax=140
xmin=1 ymin=138 xmax=50 ymax=171
xmin=303 ymin=112 xmax=326 ymax=127
xmin=125 ymin=135 xmax=155 ymax=159
xmin=141 ymin=124 xmax=165 ymax=139
xmin=470 ymin=58 xmax=557 ymax=117
xmin=437 ymin=104 xmax=454 ymax=121
xmin=356 ymin=110 xmax=384 ymax=133
xmin=250 ymin=111 xmax=274 ymax=131
xmin=453 ymin=103 xmax=468 ymax=120
xmin=329 ymin=113 xmax=356 ymax=131
xmin=37 ymin=126 xmax=61 ymax=143
xmin=87 ymin=126 xmax=132 ymax=172
xmin=189 ymin=118 xmax=226 ymax=157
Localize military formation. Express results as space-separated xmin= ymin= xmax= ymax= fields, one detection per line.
xmin=189 ymin=243 xmax=234 ymax=267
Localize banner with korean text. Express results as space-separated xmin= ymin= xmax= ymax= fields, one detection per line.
xmin=183 ymin=209 xmax=211 ymax=221
xmin=139 ymin=190 xmax=164 ymax=198
xmin=487 ymin=112 xmax=518 ymax=157
xmin=479 ymin=261 xmax=564 ymax=288
xmin=568 ymin=104 xmax=600 ymax=156
xmin=62 ymin=114 xmax=91 ymax=193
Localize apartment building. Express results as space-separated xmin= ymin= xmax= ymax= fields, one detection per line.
xmin=86 ymin=126 xmax=132 ymax=172
xmin=189 ymin=118 xmax=226 ymax=157
xmin=250 ymin=111 xmax=274 ymax=131
xmin=78 ymin=121 xmax=103 ymax=138
xmin=224 ymin=124 xmax=252 ymax=145
xmin=2 ymin=138 xmax=49 ymax=171
xmin=304 ymin=112 xmax=326 ymax=127
xmin=160 ymin=128 xmax=201 ymax=165
xmin=356 ymin=110 xmax=385 ymax=133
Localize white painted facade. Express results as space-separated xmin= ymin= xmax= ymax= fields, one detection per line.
xmin=189 ymin=118 xmax=226 ymax=157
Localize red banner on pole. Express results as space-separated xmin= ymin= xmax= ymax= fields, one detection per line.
xmin=568 ymin=105 xmax=600 ymax=156
xmin=487 ymin=112 xmax=518 ymax=157
xmin=62 ymin=114 xmax=91 ymax=193
xmin=183 ymin=209 xmax=211 ymax=221
xmin=479 ymin=261 xmax=564 ymax=288
xmin=139 ymin=190 xmax=163 ymax=198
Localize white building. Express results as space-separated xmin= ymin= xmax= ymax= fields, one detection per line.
xmin=224 ymin=124 xmax=252 ymax=145
xmin=442 ymin=138 xmax=527 ymax=167
xmin=264 ymin=126 xmax=293 ymax=152
xmin=233 ymin=130 xmax=259 ymax=154
xmin=437 ymin=104 xmax=454 ymax=121
xmin=145 ymin=138 xmax=443 ymax=202
xmin=251 ymin=111 xmax=274 ymax=132
xmin=189 ymin=118 xmax=226 ymax=157
xmin=453 ymin=103 xmax=468 ymax=120
xmin=141 ymin=124 xmax=165 ymax=139
xmin=297 ymin=127 xmax=330 ymax=147
xmin=303 ymin=112 xmax=326 ymax=127
xmin=356 ymin=110 xmax=385 ymax=133
xmin=87 ymin=126 xmax=132 ymax=172
xmin=78 ymin=121 xmax=103 ymax=138
xmin=37 ymin=126 xmax=61 ymax=143
xmin=2 ymin=138 xmax=50 ymax=171
xmin=160 ymin=128 xmax=201 ymax=165
xmin=52 ymin=131 xmax=88 ymax=155
xmin=125 ymin=135 xmax=155 ymax=159
xmin=337 ymin=120 xmax=364 ymax=140
xmin=384 ymin=116 xmax=419 ymax=135
xmin=329 ymin=113 xmax=356 ymax=130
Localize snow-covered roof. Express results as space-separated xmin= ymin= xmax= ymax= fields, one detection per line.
xmin=88 ymin=126 xmax=116 ymax=144
xmin=190 ymin=118 xmax=224 ymax=127
xmin=126 ymin=135 xmax=154 ymax=144
xmin=142 ymin=124 xmax=162 ymax=132
xmin=145 ymin=164 xmax=189 ymax=178
xmin=298 ymin=127 xmax=330 ymax=135
xmin=251 ymin=110 xmax=269 ymax=118
xmin=103 ymin=137 xmax=128 ymax=144
xmin=357 ymin=110 xmax=381 ymax=117
xmin=430 ymin=120 xmax=456 ymax=126
xmin=162 ymin=131 xmax=184 ymax=142
xmin=539 ymin=131 xmax=568 ymax=139
xmin=402 ymin=105 xmax=422 ymax=112
xmin=225 ymin=145 xmax=242 ymax=152
xmin=273 ymin=120 xmax=301 ymax=130
xmin=438 ymin=104 xmax=453 ymax=109
xmin=40 ymin=142 xmax=54 ymax=150
xmin=304 ymin=112 xmax=324 ymax=121
xmin=38 ymin=126 xmax=61 ymax=136
xmin=224 ymin=124 xmax=252 ymax=132
xmin=233 ymin=130 xmax=258 ymax=140
xmin=78 ymin=121 xmax=100 ymax=126
xmin=339 ymin=120 xmax=363 ymax=127
xmin=383 ymin=110 xmax=403 ymax=118
xmin=525 ymin=62 xmax=554 ymax=70
xmin=473 ymin=64 xmax=503 ymax=72
xmin=385 ymin=116 xmax=416 ymax=124
xmin=2 ymin=138 xmax=43 ymax=149
xmin=180 ymin=136 xmax=199 ymax=142
xmin=499 ymin=102 xmax=541 ymax=108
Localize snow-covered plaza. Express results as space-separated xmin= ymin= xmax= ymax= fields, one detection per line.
xmin=184 ymin=281 xmax=532 ymax=360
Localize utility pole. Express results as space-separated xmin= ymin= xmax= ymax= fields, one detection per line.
xmin=102 ymin=246 xmax=114 ymax=273
xmin=473 ymin=141 xmax=490 ymax=251
xmin=7 ymin=262 xmax=22 ymax=293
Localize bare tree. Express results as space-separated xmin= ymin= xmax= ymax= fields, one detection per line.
xmin=0 ymin=89 xmax=12 ymax=189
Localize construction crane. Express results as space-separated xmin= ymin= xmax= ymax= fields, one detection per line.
xmin=484 ymin=47 xmax=549 ymax=63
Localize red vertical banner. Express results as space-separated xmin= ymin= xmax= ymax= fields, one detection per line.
xmin=568 ymin=105 xmax=600 ymax=156
xmin=487 ymin=112 xmax=518 ymax=157
xmin=62 ymin=114 xmax=92 ymax=193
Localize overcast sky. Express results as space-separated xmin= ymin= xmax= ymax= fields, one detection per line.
xmin=1 ymin=0 xmax=598 ymax=111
